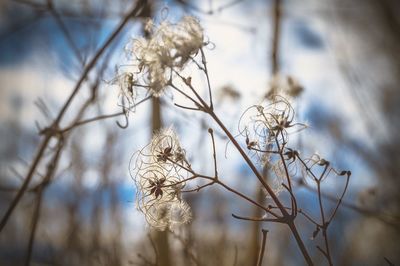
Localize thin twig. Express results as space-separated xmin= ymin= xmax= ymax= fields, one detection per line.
xmin=256 ymin=229 xmax=269 ymax=266
xmin=169 ymin=82 xmax=204 ymax=110
xmin=0 ymin=0 xmax=147 ymax=233
xmin=271 ymin=0 xmax=281 ymax=75
xmin=298 ymin=180 xmax=400 ymax=230
xmin=25 ymin=138 xmax=64 ymax=266
xmin=61 ymin=96 xmax=151 ymax=133
xmin=328 ymin=172 xmax=351 ymax=222
xmin=25 ymin=186 xmax=44 ymax=266
xmin=208 ymin=128 xmax=218 ymax=178
xmin=200 ymin=48 xmax=214 ymax=110
xmin=298 ymin=209 xmax=320 ymax=226
xmin=232 ymin=214 xmax=280 ymax=223
xmin=47 ymin=0 xmax=85 ymax=65
xmin=316 ymin=178 xmax=333 ymax=266
xmin=181 ymin=181 xmax=215 ymax=193
xmin=174 ymin=103 xmax=201 ymax=111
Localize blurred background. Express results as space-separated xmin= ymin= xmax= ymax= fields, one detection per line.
xmin=0 ymin=0 xmax=399 ymax=265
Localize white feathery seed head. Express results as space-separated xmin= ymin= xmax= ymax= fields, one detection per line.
xmin=127 ymin=16 xmax=204 ymax=96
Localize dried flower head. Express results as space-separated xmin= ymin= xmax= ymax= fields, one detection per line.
xmin=300 ymin=153 xmax=330 ymax=183
xmin=117 ymin=71 xmax=136 ymax=108
xmin=126 ymin=16 xmax=204 ymax=96
xmin=239 ymin=95 xmax=307 ymax=168
xmin=240 ymin=96 xmax=299 ymax=145
xmin=144 ymin=200 xmax=192 ymax=231
xmin=107 ymin=68 xmax=138 ymax=111
xmin=130 ymin=128 xmax=192 ymax=230
xmin=150 ymin=127 xmax=189 ymax=167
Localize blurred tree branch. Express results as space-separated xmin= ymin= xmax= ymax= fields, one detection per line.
xmin=0 ymin=0 xmax=147 ymax=233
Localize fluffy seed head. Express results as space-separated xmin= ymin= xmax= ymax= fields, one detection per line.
xmin=130 ymin=128 xmax=192 ymax=230
xmin=127 ymin=16 xmax=204 ymax=96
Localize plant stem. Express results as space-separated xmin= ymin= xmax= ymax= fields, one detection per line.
xmin=209 ymin=111 xmax=287 ymax=213
xmin=256 ymin=229 xmax=269 ymax=266
xmin=288 ymin=221 xmax=314 ymax=266
xmin=209 ymin=111 xmax=314 ymax=265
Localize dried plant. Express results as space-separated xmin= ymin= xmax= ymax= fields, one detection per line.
xmin=125 ymin=14 xmax=352 ymax=266
xmin=5 ymin=1 xmax=398 ymax=265
xmin=131 ymin=128 xmax=192 ymax=231
xmin=123 ymin=16 xmax=204 ymax=97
